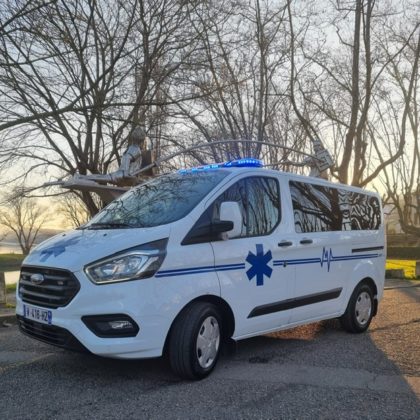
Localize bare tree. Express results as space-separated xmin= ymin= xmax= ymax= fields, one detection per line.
xmin=0 ymin=0 xmax=57 ymax=33
xmin=1 ymin=0 xmax=419 ymax=215
xmin=0 ymin=0 xmax=203 ymax=215
xmin=379 ymin=24 xmax=420 ymax=236
xmin=56 ymin=192 xmax=92 ymax=228
xmin=286 ymin=0 xmax=419 ymax=186
xmin=167 ymin=0 xmax=309 ymax=167
xmin=0 ymin=191 xmax=48 ymax=255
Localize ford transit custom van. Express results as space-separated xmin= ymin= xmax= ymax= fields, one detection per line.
xmin=17 ymin=159 xmax=385 ymax=379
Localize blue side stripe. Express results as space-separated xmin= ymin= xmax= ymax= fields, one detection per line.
xmin=155 ymin=251 xmax=381 ymax=278
xmin=157 ymin=264 xmax=215 ymax=274
xmin=156 ymin=263 xmax=246 ymax=278
xmin=273 ymin=258 xmax=320 ymax=265
xmin=273 ymin=256 xmax=380 ymax=266
xmin=155 ymin=268 xmax=215 ymax=277
xmin=158 ymin=263 xmax=245 ymax=275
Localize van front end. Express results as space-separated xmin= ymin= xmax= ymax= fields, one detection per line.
xmin=16 ymin=267 xmax=174 ymax=359
xmin=15 ymin=169 xmax=232 ymax=370
xmin=15 ymin=227 xmax=179 ymax=359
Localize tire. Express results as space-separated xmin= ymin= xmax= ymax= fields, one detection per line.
xmin=169 ymin=302 xmax=222 ymax=380
xmin=340 ymin=282 xmax=374 ymax=333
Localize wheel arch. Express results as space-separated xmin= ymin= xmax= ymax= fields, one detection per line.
xmin=163 ymin=294 xmax=235 ymax=355
xmin=346 ymin=259 xmax=383 ymax=316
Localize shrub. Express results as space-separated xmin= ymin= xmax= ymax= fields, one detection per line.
xmin=387 ymin=247 xmax=420 ymax=260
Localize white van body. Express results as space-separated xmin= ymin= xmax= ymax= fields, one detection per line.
xmin=16 ymin=161 xmax=385 ymax=378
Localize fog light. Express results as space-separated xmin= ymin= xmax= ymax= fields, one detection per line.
xmin=82 ymin=314 xmax=139 ymax=338
xmin=109 ymin=320 xmax=133 ymax=330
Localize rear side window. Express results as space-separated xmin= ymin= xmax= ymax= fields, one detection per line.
xmin=290 ymin=181 xmax=381 ymax=233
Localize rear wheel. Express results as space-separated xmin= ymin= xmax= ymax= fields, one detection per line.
xmin=340 ymin=283 xmax=374 ymax=333
xmin=169 ymin=302 xmax=222 ymax=380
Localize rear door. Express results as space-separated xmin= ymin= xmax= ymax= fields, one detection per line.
xmin=288 ymin=180 xmax=369 ymax=323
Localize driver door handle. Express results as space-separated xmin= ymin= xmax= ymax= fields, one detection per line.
xmin=278 ymin=240 xmax=293 ymax=248
xmin=300 ymin=239 xmax=313 ymax=245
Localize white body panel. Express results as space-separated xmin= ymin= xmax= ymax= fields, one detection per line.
xmin=16 ymin=167 xmax=385 ymax=359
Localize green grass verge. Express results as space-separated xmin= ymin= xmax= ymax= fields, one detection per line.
xmin=0 ymin=253 xmax=24 ymax=271
xmin=6 ymin=283 xmax=16 ymax=293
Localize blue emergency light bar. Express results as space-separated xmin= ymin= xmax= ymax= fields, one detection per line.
xmin=179 ymin=158 xmax=263 ymax=174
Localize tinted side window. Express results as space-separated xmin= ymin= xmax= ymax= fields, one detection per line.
xmin=214 ymin=176 xmax=280 ymax=237
xmin=247 ymin=178 xmax=280 ymax=236
xmin=290 ymin=181 xmax=381 ymax=232
xmin=214 ymin=179 xmax=247 ymax=237
xmin=290 ymin=181 xmax=339 ymax=232
xmin=346 ymin=191 xmax=381 ymax=230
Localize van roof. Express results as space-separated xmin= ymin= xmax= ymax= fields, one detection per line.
xmin=178 ymin=159 xmax=378 ymax=197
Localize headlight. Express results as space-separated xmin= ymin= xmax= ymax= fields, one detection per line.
xmin=84 ymin=239 xmax=167 ymax=284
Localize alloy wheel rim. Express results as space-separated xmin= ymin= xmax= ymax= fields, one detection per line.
xmin=196 ymin=316 xmax=220 ymax=369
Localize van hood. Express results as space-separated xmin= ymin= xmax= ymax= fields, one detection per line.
xmin=23 ymin=225 xmax=171 ymax=272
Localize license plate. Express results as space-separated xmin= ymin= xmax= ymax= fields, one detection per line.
xmin=23 ymin=304 xmax=52 ymax=325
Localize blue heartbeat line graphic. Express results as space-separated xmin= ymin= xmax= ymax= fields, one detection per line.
xmin=320 ymin=247 xmax=334 ymax=272
xmin=273 ymin=247 xmax=380 ymax=272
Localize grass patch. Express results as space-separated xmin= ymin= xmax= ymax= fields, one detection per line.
xmin=386 ymin=259 xmax=417 ymax=279
xmin=6 ymin=283 xmax=16 ymax=293
xmin=0 ymin=253 xmax=24 ymax=271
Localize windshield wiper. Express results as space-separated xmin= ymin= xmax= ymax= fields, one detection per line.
xmin=85 ymin=222 xmax=135 ymax=230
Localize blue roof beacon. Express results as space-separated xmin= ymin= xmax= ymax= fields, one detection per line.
xmin=178 ymin=158 xmax=263 ymax=174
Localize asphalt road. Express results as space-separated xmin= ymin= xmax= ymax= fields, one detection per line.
xmin=1 ymin=286 xmax=419 ymax=420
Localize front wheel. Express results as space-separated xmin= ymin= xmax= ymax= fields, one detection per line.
xmin=169 ymin=302 xmax=222 ymax=380
xmin=340 ymin=283 xmax=374 ymax=333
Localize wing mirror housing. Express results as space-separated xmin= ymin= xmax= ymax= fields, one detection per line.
xmin=220 ymin=201 xmax=243 ymax=239
xmin=181 ymin=219 xmax=233 ymax=245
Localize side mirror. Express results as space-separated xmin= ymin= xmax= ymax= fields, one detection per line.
xmin=220 ymin=201 xmax=243 ymax=239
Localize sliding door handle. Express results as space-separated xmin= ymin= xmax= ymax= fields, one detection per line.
xmin=300 ymin=239 xmax=313 ymax=245
xmin=278 ymin=240 xmax=293 ymax=248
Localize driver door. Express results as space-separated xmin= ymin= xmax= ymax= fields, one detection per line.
xmin=208 ymin=175 xmax=295 ymax=338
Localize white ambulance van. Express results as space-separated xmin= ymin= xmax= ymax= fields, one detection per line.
xmin=16 ymin=159 xmax=385 ymax=379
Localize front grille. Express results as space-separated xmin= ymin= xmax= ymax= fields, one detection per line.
xmin=19 ymin=266 xmax=80 ymax=309
xmin=17 ymin=316 xmax=88 ymax=352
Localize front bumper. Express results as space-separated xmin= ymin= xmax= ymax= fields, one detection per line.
xmin=15 ymin=269 xmax=172 ymax=359
xmin=17 ymin=315 xmax=89 ymax=352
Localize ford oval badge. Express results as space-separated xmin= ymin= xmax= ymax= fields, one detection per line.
xmin=30 ymin=273 xmax=44 ymax=285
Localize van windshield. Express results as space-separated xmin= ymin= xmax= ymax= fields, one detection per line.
xmin=83 ymin=171 xmax=229 ymax=229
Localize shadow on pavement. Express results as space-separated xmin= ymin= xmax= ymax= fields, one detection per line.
xmin=1 ymin=286 xmax=419 ymax=419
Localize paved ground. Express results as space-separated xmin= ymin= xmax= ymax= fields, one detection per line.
xmin=0 ymin=285 xmax=419 ymax=419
